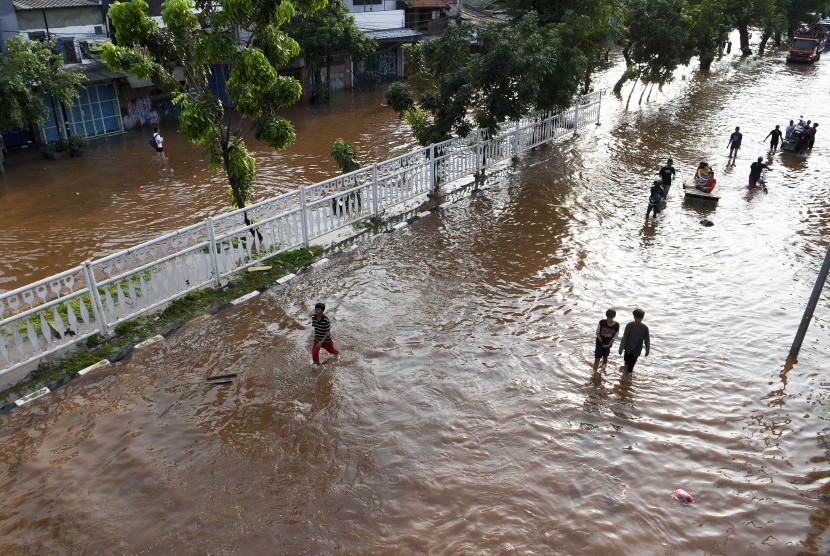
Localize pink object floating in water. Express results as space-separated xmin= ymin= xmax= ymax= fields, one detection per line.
xmin=671 ymin=489 xmax=695 ymax=504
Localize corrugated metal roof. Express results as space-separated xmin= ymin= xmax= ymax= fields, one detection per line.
xmin=13 ymin=0 xmax=100 ymax=10
xmin=406 ymin=0 xmax=450 ymax=7
xmin=365 ymin=28 xmax=422 ymax=41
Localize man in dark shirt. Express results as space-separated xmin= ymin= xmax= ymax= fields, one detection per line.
xmin=658 ymin=158 xmax=675 ymax=197
xmin=764 ymin=125 xmax=783 ymax=151
xmin=311 ymin=302 xmax=339 ymax=366
xmin=727 ymin=126 xmax=743 ymax=158
xmin=748 ymin=157 xmax=769 ymax=189
xmin=619 ymin=309 xmax=650 ymax=373
xmin=593 ymin=308 xmax=620 ymax=371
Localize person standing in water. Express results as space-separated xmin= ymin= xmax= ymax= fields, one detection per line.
xmin=748 ymin=157 xmax=770 ymax=190
xmin=727 ymin=126 xmax=743 ymax=159
xmin=593 ymin=309 xmax=620 ymax=371
xmin=764 ymin=125 xmax=783 ymax=152
xmin=619 ymin=309 xmax=650 ymax=373
xmin=646 ymin=180 xmax=663 ymax=218
xmin=657 ymin=158 xmax=675 ymax=197
xmin=311 ymin=302 xmax=339 ymax=366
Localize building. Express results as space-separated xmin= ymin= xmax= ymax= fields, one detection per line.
xmin=1 ymin=0 xmax=125 ymax=148
xmin=345 ymin=0 xmax=420 ymax=86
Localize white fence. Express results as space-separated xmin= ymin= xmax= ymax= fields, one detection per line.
xmin=0 ymin=91 xmax=602 ymax=377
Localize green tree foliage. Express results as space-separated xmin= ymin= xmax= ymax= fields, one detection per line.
xmin=385 ymin=14 xmax=579 ymax=146
xmin=284 ymin=0 xmax=376 ymax=103
xmin=613 ymin=0 xmax=692 ymax=96
xmin=682 ymin=0 xmax=732 ymax=69
xmin=102 ymin=0 xmax=327 ymax=210
xmin=500 ymin=0 xmax=618 ymax=95
xmin=0 ymin=36 xmax=85 ymax=132
xmin=330 ymin=138 xmax=360 ymax=173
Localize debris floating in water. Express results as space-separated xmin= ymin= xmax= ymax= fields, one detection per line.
xmin=206 ymin=373 xmax=237 ymax=381
xmin=671 ymin=488 xmax=695 ymax=504
xmin=700 ymin=219 xmax=714 ymax=227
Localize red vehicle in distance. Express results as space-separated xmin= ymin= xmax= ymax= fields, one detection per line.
xmin=787 ymin=23 xmax=828 ymax=63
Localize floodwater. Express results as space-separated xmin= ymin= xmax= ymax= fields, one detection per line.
xmin=3 ymin=40 xmax=830 ymax=553
xmin=0 ymin=87 xmax=416 ymax=290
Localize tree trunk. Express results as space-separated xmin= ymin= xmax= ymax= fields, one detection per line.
xmin=773 ymin=31 xmax=782 ymax=47
xmin=312 ymin=68 xmax=326 ymax=104
xmin=699 ymin=42 xmax=716 ymax=70
xmin=612 ymin=44 xmax=634 ymax=96
xmin=580 ymin=65 xmax=592 ymax=97
xmin=758 ymin=30 xmax=772 ymax=55
xmin=737 ymin=22 xmax=752 ymax=55
xmin=326 ymin=56 xmax=332 ymax=101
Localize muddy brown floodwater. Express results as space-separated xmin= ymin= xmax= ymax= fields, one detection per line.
xmin=0 ymin=86 xmax=416 ymax=290
xmin=3 ymin=39 xmax=830 ymax=553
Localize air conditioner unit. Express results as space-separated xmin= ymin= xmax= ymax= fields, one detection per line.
xmin=94 ymin=25 xmax=104 ymax=35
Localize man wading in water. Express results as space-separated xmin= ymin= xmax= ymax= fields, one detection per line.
xmin=619 ymin=309 xmax=650 ymax=373
xmin=311 ymin=302 xmax=339 ymax=366
xmin=727 ymin=126 xmax=743 ymax=160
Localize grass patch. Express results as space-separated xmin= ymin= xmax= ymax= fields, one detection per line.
xmin=1 ymin=247 xmax=321 ymax=405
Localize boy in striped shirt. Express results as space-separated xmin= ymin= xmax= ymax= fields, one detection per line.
xmin=311 ymin=302 xmax=339 ymax=365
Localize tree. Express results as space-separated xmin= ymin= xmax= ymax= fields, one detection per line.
xmin=613 ymin=0 xmax=692 ymax=99
xmin=386 ymin=14 xmax=578 ymax=145
xmin=500 ymin=0 xmax=618 ymax=95
xmin=329 ymin=138 xmax=362 ymax=214
xmin=102 ymin=0 xmax=327 ymax=214
xmin=284 ymin=0 xmax=376 ymax=103
xmin=0 ymin=35 xmax=85 ymax=133
xmin=683 ymin=0 xmax=732 ymax=69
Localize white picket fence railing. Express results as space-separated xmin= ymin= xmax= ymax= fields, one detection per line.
xmin=0 ymin=91 xmax=602 ymax=377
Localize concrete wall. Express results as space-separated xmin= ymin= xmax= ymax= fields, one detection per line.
xmin=16 ymin=7 xmax=103 ymax=32
xmin=0 ymin=0 xmax=20 ymax=49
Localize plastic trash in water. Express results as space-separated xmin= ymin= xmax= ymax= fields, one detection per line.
xmin=671 ymin=488 xmax=695 ymax=504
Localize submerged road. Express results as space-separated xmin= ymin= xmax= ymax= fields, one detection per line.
xmin=2 ymin=40 xmax=830 ymax=552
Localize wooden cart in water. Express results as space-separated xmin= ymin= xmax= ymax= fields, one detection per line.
xmin=683 ymin=177 xmax=721 ymax=205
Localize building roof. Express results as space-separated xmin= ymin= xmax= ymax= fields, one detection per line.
xmin=365 ymin=28 xmax=422 ymax=41
xmin=406 ymin=0 xmax=451 ymax=8
xmin=13 ymin=0 xmax=100 ymax=10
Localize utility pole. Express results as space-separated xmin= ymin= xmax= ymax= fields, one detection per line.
xmin=790 ymin=241 xmax=830 ymax=358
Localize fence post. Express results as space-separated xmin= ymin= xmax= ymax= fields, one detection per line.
xmin=595 ymin=91 xmax=602 ymax=125
xmin=475 ymin=128 xmax=482 ymax=177
xmin=299 ymin=186 xmax=310 ymax=248
xmin=372 ymin=163 xmax=379 ymax=216
xmin=512 ymin=120 xmax=520 ymax=160
xmin=573 ymin=100 xmax=580 ymax=136
xmin=429 ymin=144 xmax=436 ymax=192
xmin=205 ymin=217 xmax=221 ymax=287
xmin=83 ymin=261 xmax=108 ymax=337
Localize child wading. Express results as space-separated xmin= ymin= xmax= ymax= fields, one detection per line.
xmin=618 ymin=308 xmax=650 ymax=372
xmin=593 ymin=308 xmax=620 ymax=371
xmin=646 ymin=180 xmax=663 ymax=218
xmin=311 ymin=302 xmax=339 ymax=366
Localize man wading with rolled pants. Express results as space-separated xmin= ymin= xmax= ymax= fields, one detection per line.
xmin=619 ymin=308 xmax=650 ymax=373
xmin=311 ymin=302 xmax=339 ymax=366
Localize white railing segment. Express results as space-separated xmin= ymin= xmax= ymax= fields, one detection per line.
xmin=0 ymin=91 xmax=602 ymax=377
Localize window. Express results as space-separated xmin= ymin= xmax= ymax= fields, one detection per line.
xmin=432 ymin=10 xmax=441 ymax=19
xmin=353 ymin=0 xmax=382 ymax=5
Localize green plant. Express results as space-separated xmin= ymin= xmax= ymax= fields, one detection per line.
xmin=67 ymin=135 xmax=87 ymax=153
